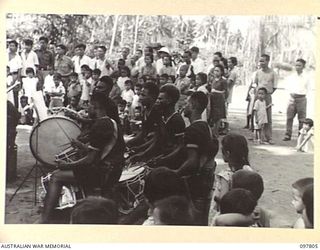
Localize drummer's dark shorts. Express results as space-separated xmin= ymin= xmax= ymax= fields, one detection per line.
xmin=73 ymin=162 xmax=124 ymax=194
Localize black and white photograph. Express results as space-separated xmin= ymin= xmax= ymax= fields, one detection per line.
xmin=5 ymin=13 xmax=315 ymax=229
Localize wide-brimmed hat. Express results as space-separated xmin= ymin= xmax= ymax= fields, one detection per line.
xmin=158 ymin=47 xmax=170 ymax=54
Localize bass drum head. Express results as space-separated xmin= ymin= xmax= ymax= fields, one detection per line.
xmin=30 ymin=116 xmax=81 ymax=167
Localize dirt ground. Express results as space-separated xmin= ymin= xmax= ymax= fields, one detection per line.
xmin=5 ymin=86 xmax=314 ymax=227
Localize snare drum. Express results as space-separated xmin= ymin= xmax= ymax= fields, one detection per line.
xmin=30 ymin=116 xmax=81 ymax=167
xmin=117 ymin=164 xmax=148 ymax=214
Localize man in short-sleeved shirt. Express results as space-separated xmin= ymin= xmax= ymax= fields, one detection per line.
xmin=72 ymin=44 xmax=93 ymax=74
xmin=20 ymin=39 xmax=39 ymax=77
xmin=54 ymin=44 xmax=74 ymax=77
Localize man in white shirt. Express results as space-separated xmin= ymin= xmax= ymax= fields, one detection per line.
xmin=156 ymin=47 xmax=170 ymax=74
xmin=72 ymin=43 xmax=92 ymax=74
xmin=283 ymin=59 xmax=311 ymax=141
xmin=20 ymin=39 xmax=39 ymax=77
xmin=91 ymin=46 xmax=113 ymax=77
xmin=190 ymin=46 xmax=205 ymax=75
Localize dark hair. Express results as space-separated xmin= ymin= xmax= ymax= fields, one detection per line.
xmin=214 ymin=64 xmax=225 ymax=76
xmin=160 ymin=74 xmax=169 ymax=80
xmin=23 ymin=39 xmax=33 ymax=46
xmin=97 ymin=45 xmax=107 ymax=52
xmin=70 ymin=72 xmax=78 ymax=78
xmin=118 ymin=99 xmax=127 ymax=106
xmin=92 ymin=68 xmax=101 ymax=76
xmin=98 ymin=76 xmax=114 ymax=94
xmin=80 ymin=64 xmax=90 ymax=70
xmin=25 ymin=67 xmax=35 ymax=75
xmin=189 ymin=91 xmax=208 ymax=113
xmin=302 ymin=184 xmax=313 ymax=227
xmin=145 ymin=54 xmax=154 ymax=63
xmin=75 ymin=43 xmax=86 ymax=50
xmin=144 ymin=46 xmax=153 ymax=54
xmin=159 ymin=84 xmax=180 ymax=105
xmin=135 ymin=83 xmax=142 ymax=89
xmin=53 ymin=73 xmax=62 ymax=80
xmin=8 ymin=40 xmax=18 ymax=47
xmin=261 ymin=54 xmax=270 ymax=61
xmin=56 ymin=44 xmax=67 ymax=51
xmin=292 ymin=177 xmax=313 ymax=196
xmin=296 ymin=58 xmax=306 ymax=66
xmin=70 ymin=196 xmax=118 ymax=224
xmin=120 ymin=66 xmax=131 ymax=77
xmin=136 ymin=49 xmax=143 ymax=54
xmin=190 ymin=46 xmax=199 ymax=53
xmin=124 ymin=79 xmax=133 ymax=86
xmin=154 ymin=196 xmax=195 ymax=225
xmin=220 ymin=188 xmax=257 ymax=216
xmin=144 ymin=167 xmax=187 ymax=205
xmin=39 ymin=36 xmax=48 ymax=43
xmin=222 ymin=133 xmax=250 ymax=169
xmin=143 ymin=82 xmax=159 ymax=101
xmin=229 ymin=57 xmax=238 ymax=66
xmin=184 ymin=50 xmax=192 ymax=57
xmin=196 ymin=72 xmax=207 ymax=84
xmin=302 ymin=118 xmax=313 ymax=128
xmin=232 ymin=170 xmax=264 ymax=201
xmin=257 ymin=87 xmax=268 ymax=94
xmin=214 ymin=51 xmax=222 ymax=58
xmin=20 ymin=96 xmax=28 ymax=102
xmin=163 ymin=55 xmax=173 ymax=66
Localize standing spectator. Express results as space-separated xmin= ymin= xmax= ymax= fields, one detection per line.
xmin=190 ymin=46 xmax=205 ymax=74
xmin=48 ymin=73 xmax=66 ymax=109
xmin=36 ymin=36 xmax=54 ymax=81
xmin=177 ymin=50 xmax=194 ymax=79
xmin=7 ymin=40 xmax=23 ymax=108
xmin=54 ymin=44 xmax=74 ymax=89
xmin=207 ymin=52 xmax=223 ymax=74
xmin=120 ymin=47 xmax=131 ymax=68
xmin=141 ymin=54 xmax=157 ymax=79
xmin=20 ymin=39 xmax=39 ymax=78
xmin=159 ymin=55 xmax=176 ymax=78
xmin=72 ymin=44 xmax=92 ymax=75
xmin=91 ymin=45 xmax=113 ymax=77
xmin=254 ymin=54 xmax=277 ymax=144
xmin=79 ymin=66 xmax=93 ymax=108
xmin=22 ymin=67 xmax=38 ymax=105
xmin=283 ymin=59 xmax=311 ymax=141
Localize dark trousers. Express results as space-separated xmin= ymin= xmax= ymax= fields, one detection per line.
xmin=285 ymin=95 xmax=307 ymax=137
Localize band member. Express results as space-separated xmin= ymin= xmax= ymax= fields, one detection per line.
xmin=40 ymin=91 xmax=125 ymax=223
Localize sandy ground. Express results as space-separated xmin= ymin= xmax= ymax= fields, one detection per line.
xmin=5 ymin=86 xmax=314 ymax=227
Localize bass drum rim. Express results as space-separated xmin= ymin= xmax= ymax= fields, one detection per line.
xmin=29 ymin=116 xmax=81 ymax=168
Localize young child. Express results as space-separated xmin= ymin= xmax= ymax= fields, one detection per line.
xmin=91 ymin=68 xmax=101 ymax=89
xmin=70 ymin=196 xmax=118 ymax=224
xmin=208 ymin=133 xmax=253 ymax=225
xmin=43 ymin=66 xmax=55 ymax=107
xmin=79 ymin=65 xmax=93 ymax=108
xmin=22 ymin=67 xmax=38 ymax=105
xmin=19 ymin=96 xmax=33 ymax=125
xmin=302 ymin=184 xmax=313 ymax=228
xmin=175 ymin=64 xmax=191 ymax=112
xmin=121 ymin=80 xmax=135 ymax=109
xmin=291 ymin=177 xmax=313 ymax=228
xmin=253 ymin=87 xmax=272 ymax=144
xmin=117 ymin=66 xmax=131 ymax=92
xmin=142 ymin=167 xmax=188 ymax=225
xmin=66 ymin=96 xmax=81 ymax=112
xmin=296 ymin=118 xmax=314 ymax=152
xmin=244 ymin=76 xmax=257 ymax=130
xmin=219 ymin=188 xmax=257 ymax=225
xmin=141 ymin=54 xmax=157 ymax=79
xmin=208 ymin=65 xmax=228 ymax=137
xmin=214 ymin=170 xmax=269 ymax=227
xmin=48 ymin=73 xmax=66 ymax=109
xmin=158 ymin=74 xmax=169 ymax=87
xmin=67 ymin=72 xmax=81 ymax=99
xmin=152 ymin=196 xmax=195 ymax=226
xmin=132 ymin=83 xmax=142 ymax=111
xmin=159 ymin=55 xmax=176 ymax=78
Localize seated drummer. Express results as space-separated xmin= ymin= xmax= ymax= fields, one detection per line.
xmin=130 ymin=84 xmax=185 ymax=163
xmin=126 ymin=82 xmax=160 ymax=152
xmin=40 ymin=91 xmax=125 ymax=224
xmin=171 ymin=91 xmax=219 ymax=225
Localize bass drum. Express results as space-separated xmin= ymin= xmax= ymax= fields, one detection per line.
xmin=30 ymin=116 xmax=81 ymax=168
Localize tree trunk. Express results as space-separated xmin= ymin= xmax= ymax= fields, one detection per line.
xmin=120 ymin=22 xmax=125 ymax=47
xmin=133 ymin=15 xmax=139 ymax=53
xmin=109 ymin=15 xmax=119 ymax=55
